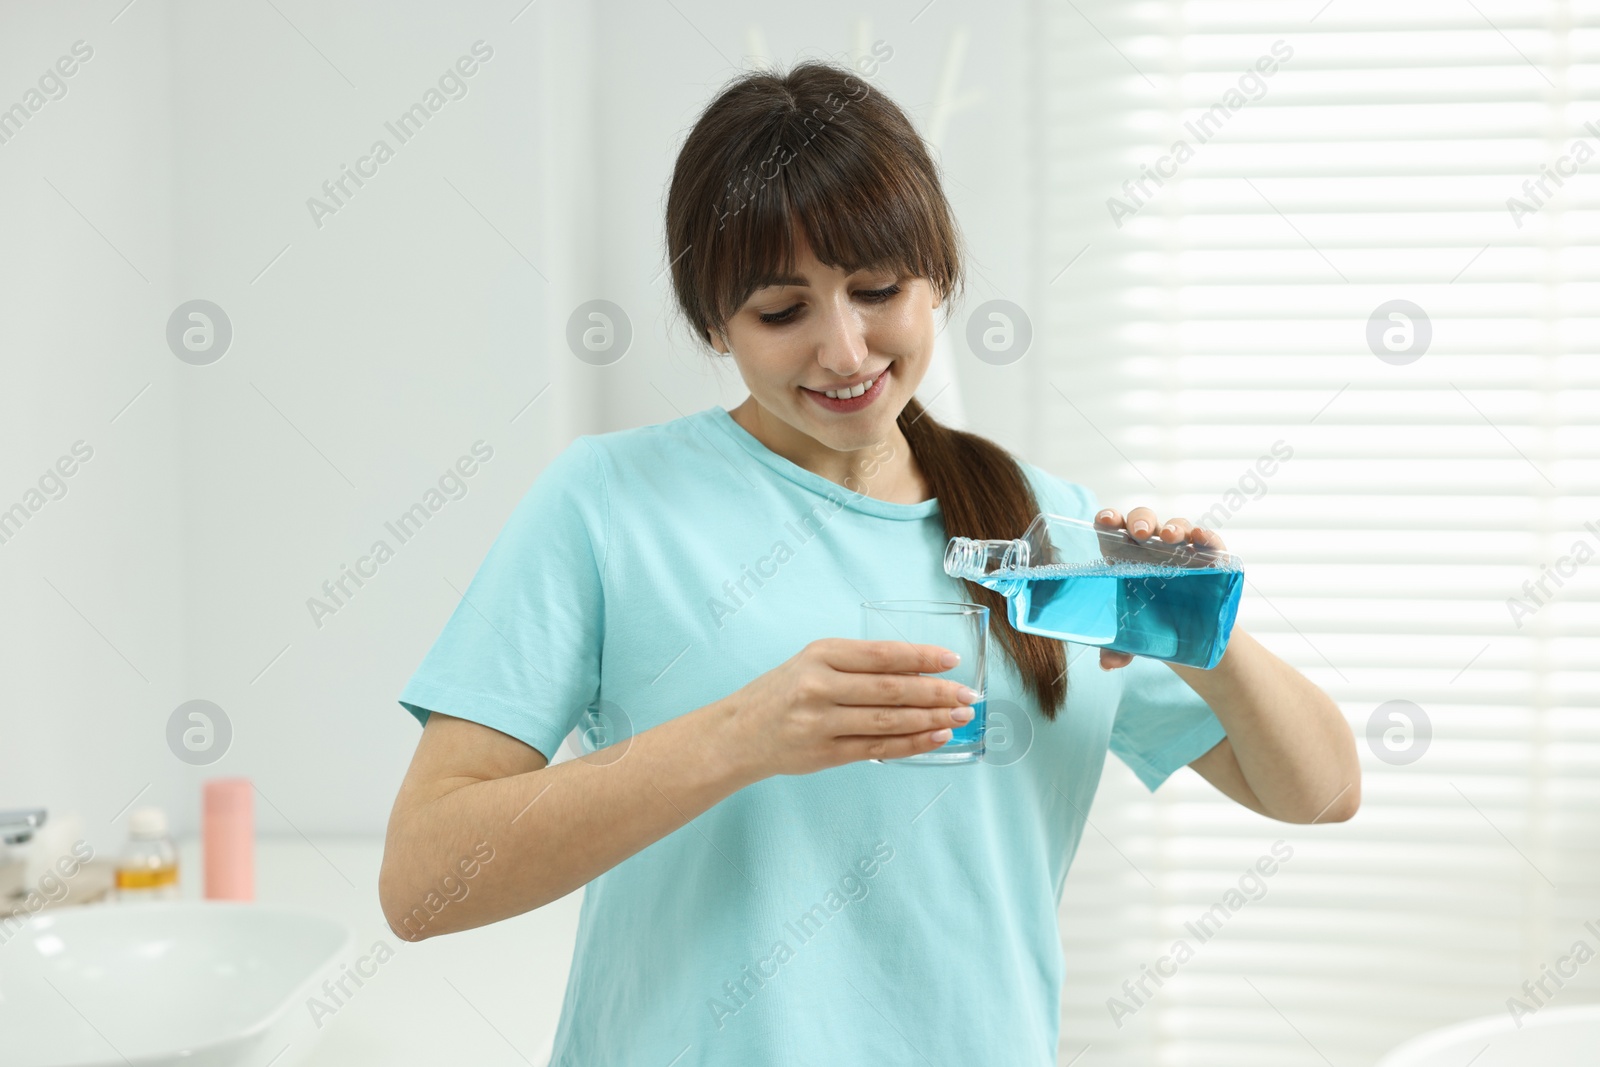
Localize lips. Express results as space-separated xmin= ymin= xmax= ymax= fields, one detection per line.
xmin=804 ymin=366 xmax=890 ymax=399
xmin=802 ymin=363 xmax=891 ymax=413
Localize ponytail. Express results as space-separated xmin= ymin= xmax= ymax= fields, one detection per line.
xmin=899 ymin=395 xmax=1068 ymax=719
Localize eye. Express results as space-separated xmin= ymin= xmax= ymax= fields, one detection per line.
xmin=756 ymin=283 xmax=903 ymax=326
xmin=758 ymin=305 xmax=800 ymax=326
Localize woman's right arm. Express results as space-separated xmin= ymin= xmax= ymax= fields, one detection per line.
xmin=377 ymin=638 xmax=980 ymax=941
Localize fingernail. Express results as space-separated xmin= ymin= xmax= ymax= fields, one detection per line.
xmin=1131 ymin=520 xmax=1149 ymax=536
xmin=1096 ymin=509 xmax=1114 ymax=522
xmin=941 ymin=651 xmax=960 ymax=668
xmin=952 ymin=707 xmax=975 ymax=723
xmin=958 ymin=686 xmax=981 ymax=704
xmin=930 ymin=728 xmax=952 ymax=742
xmin=1161 ymin=523 xmax=1178 ymax=536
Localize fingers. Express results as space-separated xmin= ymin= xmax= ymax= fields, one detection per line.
xmin=1156 ymin=516 xmax=1194 ymax=543
xmin=838 ymin=727 xmax=957 ymax=763
xmin=1154 ymin=516 xmax=1228 ymax=552
xmin=835 ymin=703 xmax=974 ymax=737
xmin=821 ymin=637 xmax=960 ymax=674
xmin=834 ymin=671 xmax=980 ymax=712
xmin=1123 ymin=506 xmax=1160 ymax=539
xmin=1097 ymin=509 xmax=1228 ymax=551
xmin=1095 ymin=506 xmax=1159 ymax=539
xmin=1099 ymin=648 xmax=1135 ymax=670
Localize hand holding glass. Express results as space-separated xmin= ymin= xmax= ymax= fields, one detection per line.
xmin=859 ymin=600 xmax=988 ymax=765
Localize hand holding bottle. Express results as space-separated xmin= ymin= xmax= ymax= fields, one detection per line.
xmin=1093 ymin=506 xmax=1231 ymax=670
xmin=947 ymin=508 xmax=1243 ymax=671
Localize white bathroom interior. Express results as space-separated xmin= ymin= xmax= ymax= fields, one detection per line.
xmin=2 ymin=2 xmax=1596 ymax=1065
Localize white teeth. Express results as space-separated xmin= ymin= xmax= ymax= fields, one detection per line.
xmin=824 ymin=374 xmax=876 ymax=400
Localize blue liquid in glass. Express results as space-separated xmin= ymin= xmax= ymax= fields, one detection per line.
xmin=940 ymin=697 xmax=985 ymax=748
xmin=972 ymin=561 xmax=1243 ymax=669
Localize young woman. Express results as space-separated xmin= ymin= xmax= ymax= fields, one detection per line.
xmin=380 ymin=60 xmax=1359 ymax=1066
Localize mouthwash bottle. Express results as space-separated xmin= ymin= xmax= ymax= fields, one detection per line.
xmin=945 ymin=512 xmax=1244 ymax=670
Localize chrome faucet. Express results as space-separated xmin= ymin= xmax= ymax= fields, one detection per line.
xmin=0 ymin=809 xmax=46 ymax=845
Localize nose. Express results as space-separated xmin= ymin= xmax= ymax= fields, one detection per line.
xmin=813 ymin=293 xmax=869 ymax=377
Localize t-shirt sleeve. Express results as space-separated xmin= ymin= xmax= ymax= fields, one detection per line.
xmin=1025 ymin=463 xmax=1228 ymax=792
xmin=397 ymin=437 xmax=607 ymax=762
xmin=1110 ymin=655 xmax=1228 ymax=792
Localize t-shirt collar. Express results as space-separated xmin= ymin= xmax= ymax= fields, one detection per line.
xmin=707 ymin=406 xmax=941 ymax=521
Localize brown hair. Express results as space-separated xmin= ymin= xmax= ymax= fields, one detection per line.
xmin=664 ymin=60 xmax=1068 ymax=720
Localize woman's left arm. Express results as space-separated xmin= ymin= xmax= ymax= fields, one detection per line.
xmin=1095 ymin=506 xmax=1361 ymax=825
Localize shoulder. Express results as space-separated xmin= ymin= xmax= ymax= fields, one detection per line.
xmin=1017 ymin=460 xmax=1101 ymax=521
xmin=526 ymin=411 xmax=702 ymax=495
xmin=570 ymin=409 xmax=720 ymax=475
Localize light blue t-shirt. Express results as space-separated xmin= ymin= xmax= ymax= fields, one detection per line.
xmin=397 ymin=405 xmax=1227 ymax=1066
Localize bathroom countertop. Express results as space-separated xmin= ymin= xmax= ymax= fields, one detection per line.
xmin=163 ymin=837 xmax=581 ymax=1067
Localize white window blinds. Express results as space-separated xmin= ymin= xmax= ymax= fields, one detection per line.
xmin=1039 ymin=3 xmax=1600 ymax=1064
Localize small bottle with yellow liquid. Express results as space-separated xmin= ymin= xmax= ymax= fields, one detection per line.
xmin=115 ymin=807 xmax=179 ymax=901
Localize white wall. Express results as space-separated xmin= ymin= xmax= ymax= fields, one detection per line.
xmin=1 ymin=5 xmax=184 ymax=852
xmin=0 ymin=0 xmax=1034 ymax=847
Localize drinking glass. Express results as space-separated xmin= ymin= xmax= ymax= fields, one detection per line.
xmin=859 ymin=600 xmax=988 ymax=766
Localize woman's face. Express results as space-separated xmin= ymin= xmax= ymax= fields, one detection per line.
xmin=710 ymin=229 xmax=942 ymax=457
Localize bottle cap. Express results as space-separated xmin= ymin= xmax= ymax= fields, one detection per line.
xmin=129 ymin=807 xmax=168 ymax=838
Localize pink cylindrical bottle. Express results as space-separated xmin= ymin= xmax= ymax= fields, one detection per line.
xmin=203 ymin=778 xmax=253 ymax=901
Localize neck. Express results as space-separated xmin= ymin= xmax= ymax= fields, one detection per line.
xmin=729 ymin=400 xmax=930 ymax=504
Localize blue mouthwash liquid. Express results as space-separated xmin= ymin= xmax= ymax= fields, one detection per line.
xmin=942 ymin=697 xmax=985 ymax=748
xmin=970 ymin=561 xmax=1243 ymax=670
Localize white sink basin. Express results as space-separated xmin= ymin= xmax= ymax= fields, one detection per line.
xmin=0 ymin=901 xmax=353 ymax=1067
xmin=1376 ymin=1003 xmax=1600 ymax=1066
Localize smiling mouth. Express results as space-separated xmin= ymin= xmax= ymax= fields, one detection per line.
xmin=800 ymin=363 xmax=893 ymax=413
xmin=803 ymin=366 xmax=889 ymax=399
